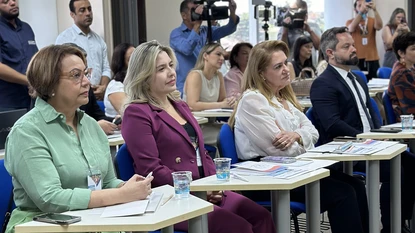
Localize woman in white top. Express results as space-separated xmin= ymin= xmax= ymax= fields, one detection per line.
xmin=183 ymin=43 xmax=237 ymax=146
xmin=228 ymin=40 xmax=369 ymax=233
xmin=104 ymin=43 xmax=134 ymax=117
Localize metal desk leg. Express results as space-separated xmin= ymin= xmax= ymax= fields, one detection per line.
xmin=271 ymin=190 xmax=290 ymax=233
xmin=367 ymin=160 xmax=380 ymax=233
xmin=189 ymin=191 xmax=208 ymax=233
xmin=343 ymin=161 xmax=353 ymax=176
xmin=306 ymin=180 xmax=321 ymax=233
xmin=409 ymin=139 xmax=415 ymax=232
xmin=161 ymin=225 xmax=174 ymax=233
xmin=390 ymin=154 xmax=402 ymax=233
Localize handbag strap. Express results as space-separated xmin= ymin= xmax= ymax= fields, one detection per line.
xmin=1 ymin=190 xmax=14 ymax=233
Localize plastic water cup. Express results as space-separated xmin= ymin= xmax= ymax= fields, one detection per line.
xmin=213 ymin=158 xmax=231 ymax=181
xmin=171 ymin=171 xmax=192 ymax=199
xmin=401 ymin=115 xmax=414 ymax=131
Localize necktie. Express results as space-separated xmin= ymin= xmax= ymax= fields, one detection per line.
xmin=347 ymin=72 xmax=375 ymax=129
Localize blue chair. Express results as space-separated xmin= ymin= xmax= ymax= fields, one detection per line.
xmin=377 ymin=67 xmax=392 ymax=79
xmin=382 ymin=90 xmax=396 ymax=124
xmin=351 ymin=70 xmax=367 ymax=83
xmin=97 ymin=100 xmax=105 ymax=112
xmin=113 ymin=145 xmax=186 ymax=233
xmin=305 ymin=107 xmax=321 ymax=147
xmin=370 ymin=97 xmax=383 ymax=126
xmin=1 ymin=159 xmax=14 ymax=230
xmin=216 ymin=124 xmax=303 ymax=233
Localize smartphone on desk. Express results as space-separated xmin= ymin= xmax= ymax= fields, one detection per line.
xmin=333 ymin=136 xmax=358 ymax=142
xmin=33 ymin=213 xmax=81 ymax=225
xmin=370 ymin=128 xmax=402 ymax=133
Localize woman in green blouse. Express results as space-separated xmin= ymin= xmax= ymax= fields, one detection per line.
xmin=4 ymin=45 xmax=153 ymax=233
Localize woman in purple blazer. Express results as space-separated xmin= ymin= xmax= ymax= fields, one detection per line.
xmin=121 ymin=40 xmax=276 ymax=233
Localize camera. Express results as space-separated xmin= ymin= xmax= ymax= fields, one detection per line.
xmin=280 ymin=9 xmax=307 ymax=29
xmin=191 ymin=0 xmax=230 ymax=21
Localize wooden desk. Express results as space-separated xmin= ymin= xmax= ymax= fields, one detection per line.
xmin=15 ymin=185 xmax=213 ymax=233
xmin=0 ymin=149 xmax=4 ymax=160
xmin=299 ymin=144 xmax=406 ymax=233
xmin=191 ymin=169 xmax=330 ymax=233
xmin=192 ymin=111 xmax=232 ymax=118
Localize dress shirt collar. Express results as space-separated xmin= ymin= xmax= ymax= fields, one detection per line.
xmin=179 ymin=22 xmax=192 ymax=32
xmin=71 ymin=24 xmax=88 ymax=36
xmin=330 ymin=64 xmax=351 ymax=80
xmin=36 ymin=97 xmax=85 ymax=124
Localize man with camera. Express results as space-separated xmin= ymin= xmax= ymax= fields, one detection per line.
xmin=277 ymin=0 xmax=321 ymax=67
xmin=346 ymin=0 xmax=383 ymax=80
xmin=170 ymin=0 xmax=239 ymax=95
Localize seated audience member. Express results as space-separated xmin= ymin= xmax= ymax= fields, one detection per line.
xmin=310 ymin=26 xmax=415 ymax=233
xmin=291 ymin=36 xmax=316 ymax=78
xmin=224 ymin=42 xmax=252 ymax=97
xmin=104 ymin=43 xmax=134 ymax=117
xmin=183 ymin=43 xmax=237 ymax=146
xmin=121 ymin=40 xmax=275 ymax=233
xmin=388 ymin=32 xmax=415 ymax=120
xmin=382 ymin=8 xmax=410 ymax=68
xmin=63 ymin=43 xmax=119 ymax=135
xmin=228 ymin=40 xmax=369 ymax=233
xmin=4 ymin=45 xmax=153 ymax=233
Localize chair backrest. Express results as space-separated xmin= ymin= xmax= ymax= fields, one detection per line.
xmin=377 ymin=67 xmax=392 ymax=79
xmin=0 ymin=159 xmax=13 ymax=228
xmin=382 ymin=90 xmax=396 ymax=124
xmin=217 ymin=124 xmax=239 ymax=164
xmin=351 ymin=70 xmax=367 ymax=83
xmin=97 ymin=101 xmax=105 ymax=112
xmin=305 ymin=107 xmax=321 ymax=147
xmin=370 ymin=97 xmax=383 ymax=126
xmin=114 ymin=144 xmax=135 ymax=181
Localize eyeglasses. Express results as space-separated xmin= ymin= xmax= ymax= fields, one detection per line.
xmin=60 ymin=68 xmax=91 ymax=84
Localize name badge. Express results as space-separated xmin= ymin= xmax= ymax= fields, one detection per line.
xmin=28 ymin=40 xmax=36 ymax=45
xmin=362 ymin=38 xmax=368 ymax=46
xmin=87 ymin=168 xmax=102 ymax=191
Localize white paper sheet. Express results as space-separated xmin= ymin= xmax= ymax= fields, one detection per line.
xmin=100 ymin=200 xmax=149 ymax=218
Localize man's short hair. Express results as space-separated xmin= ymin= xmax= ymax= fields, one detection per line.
xmin=180 ymin=0 xmax=193 ymax=13
xmin=320 ymin=26 xmax=350 ymax=61
xmin=69 ymin=0 xmax=79 ymax=13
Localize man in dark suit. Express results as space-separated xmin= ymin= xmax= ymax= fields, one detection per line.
xmin=311 ymin=26 xmax=415 ymax=233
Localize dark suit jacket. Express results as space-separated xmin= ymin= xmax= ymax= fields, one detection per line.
xmin=80 ymin=89 xmax=113 ymax=122
xmin=122 ymin=100 xmax=216 ymax=188
xmin=310 ymin=64 xmax=381 ymax=144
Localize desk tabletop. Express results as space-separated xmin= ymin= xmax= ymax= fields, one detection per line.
xmin=192 ymin=110 xmax=232 ymax=118
xmin=15 ymin=185 xmax=213 ymax=233
xmin=190 ymin=168 xmax=329 ymax=192
xmin=0 ymin=149 xmax=4 ymax=160
xmin=297 ymin=143 xmax=406 ymax=161
xmin=358 ymin=130 xmax=415 ymax=140
xmin=297 ymin=98 xmax=312 ymax=108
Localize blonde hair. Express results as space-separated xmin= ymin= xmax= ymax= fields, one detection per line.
xmin=228 ymin=40 xmax=303 ymax=128
xmin=27 ymin=44 xmax=86 ymax=101
xmin=123 ymin=40 xmax=180 ymax=110
xmin=193 ymin=42 xmax=223 ymax=71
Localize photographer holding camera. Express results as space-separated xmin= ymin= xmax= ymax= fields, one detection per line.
xmin=346 ymin=0 xmax=383 ymax=80
xmin=277 ymin=0 xmax=321 ymax=67
xmin=170 ymin=0 xmax=239 ymax=95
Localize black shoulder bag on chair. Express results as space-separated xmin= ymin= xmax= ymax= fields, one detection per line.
xmin=1 ymin=191 xmax=14 ymax=233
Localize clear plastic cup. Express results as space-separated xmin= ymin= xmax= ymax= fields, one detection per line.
xmin=213 ymin=158 xmax=231 ymax=181
xmin=401 ymin=115 xmax=414 ymax=131
xmin=171 ymin=171 xmax=192 ymax=199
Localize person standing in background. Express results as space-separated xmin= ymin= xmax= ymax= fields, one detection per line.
xmin=0 ymin=0 xmax=38 ymax=110
xmin=382 ymin=8 xmax=410 ymax=68
xmin=56 ymin=0 xmax=111 ymax=100
xmin=346 ymin=0 xmax=383 ymax=80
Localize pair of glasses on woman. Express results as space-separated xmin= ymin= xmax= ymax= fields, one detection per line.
xmin=60 ymin=68 xmax=91 ymax=84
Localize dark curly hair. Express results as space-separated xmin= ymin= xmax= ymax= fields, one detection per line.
xmin=229 ymin=42 xmax=253 ymax=69
xmin=111 ymin=43 xmax=134 ymax=83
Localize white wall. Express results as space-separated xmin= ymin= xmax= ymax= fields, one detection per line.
xmin=145 ymin=0 xmax=183 ymax=46
xmin=19 ymin=0 xmax=59 ymax=49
